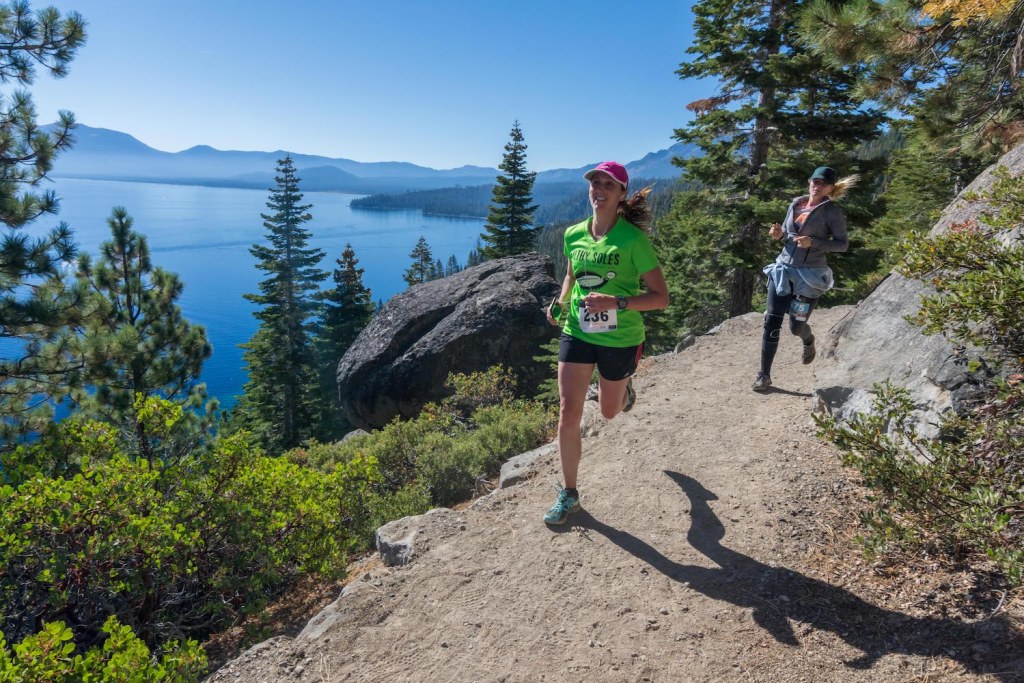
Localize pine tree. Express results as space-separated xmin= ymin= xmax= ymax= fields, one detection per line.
xmin=654 ymin=0 xmax=885 ymax=338
xmin=466 ymin=238 xmax=484 ymax=268
xmin=0 ymin=3 xmax=87 ymax=443
xmin=403 ymin=236 xmax=434 ymax=287
xmin=480 ymin=121 xmax=540 ymax=259
xmin=445 ymin=254 xmax=462 ymax=276
xmin=800 ymin=0 xmax=1024 ymax=157
xmin=239 ymin=157 xmax=326 ymax=452
xmin=315 ymin=243 xmax=373 ymax=439
xmin=70 ymin=207 xmax=212 ymax=461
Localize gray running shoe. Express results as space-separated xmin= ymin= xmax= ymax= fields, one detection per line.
xmin=802 ymin=336 xmax=816 ymax=364
xmin=752 ymin=373 xmax=772 ymax=392
xmin=622 ymin=378 xmax=636 ymax=413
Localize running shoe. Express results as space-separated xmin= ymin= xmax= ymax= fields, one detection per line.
xmin=543 ymin=487 xmax=581 ymax=525
xmin=622 ymin=378 xmax=637 ymax=413
xmin=802 ymin=336 xmax=816 ymax=364
xmin=751 ymin=373 xmax=772 ymax=392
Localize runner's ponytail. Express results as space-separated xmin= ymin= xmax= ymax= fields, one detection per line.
xmin=617 ymin=185 xmax=653 ymax=229
xmin=830 ymin=175 xmax=859 ymax=201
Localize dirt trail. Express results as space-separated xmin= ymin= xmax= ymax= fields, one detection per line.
xmin=208 ymin=307 xmax=1023 ymax=682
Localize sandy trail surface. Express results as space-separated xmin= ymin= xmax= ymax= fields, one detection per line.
xmin=208 ymin=307 xmax=1023 ymax=682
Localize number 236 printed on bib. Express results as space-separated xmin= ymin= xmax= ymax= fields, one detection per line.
xmin=578 ymin=302 xmax=617 ymax=333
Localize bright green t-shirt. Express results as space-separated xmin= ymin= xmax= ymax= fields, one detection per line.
xmin=561 ymin=216 xmax=660 ymax=347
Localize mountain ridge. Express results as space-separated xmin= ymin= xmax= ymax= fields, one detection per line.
xmin=48 ymin=124 xmax=691 ymax=193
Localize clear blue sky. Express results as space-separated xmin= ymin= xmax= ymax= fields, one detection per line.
xmin=29 ymin=1 xmax=710 ymax=171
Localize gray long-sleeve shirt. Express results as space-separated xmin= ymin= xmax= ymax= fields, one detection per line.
xmin=776 ymin=196 xmax=848 ymax=268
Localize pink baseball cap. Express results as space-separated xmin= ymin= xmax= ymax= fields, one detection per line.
xmin=583 ymin=161 xmax=628 ymax=190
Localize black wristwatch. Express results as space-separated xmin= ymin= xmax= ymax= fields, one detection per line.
xmin=616 ymin=296 xmax=628 ymax=311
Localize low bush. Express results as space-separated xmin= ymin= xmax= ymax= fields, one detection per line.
xmin=415 ymin=434 xmax=489 ymax=506
xmin=0 ymin=397 xmax=379 ymax=652
xmin=816 ymin=380 xmax=1023 ymax=584
xmin=367 ymin=483 xmax=433 ymax=531
xmin=0 ymin=617 xmax=207 ymax=682
xmin=299 ymin=367 xmax=556 ymax=507
xmin=817 ymin=166 xmax=1024 ymax=585
xmin=470 ymin=402 xmax=552 ymax=466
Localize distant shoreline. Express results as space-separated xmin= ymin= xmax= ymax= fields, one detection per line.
xmin=349 ymin=204 xmax=487 ymax=220
xmin=51 ymin=174 xmax=366 ymax=196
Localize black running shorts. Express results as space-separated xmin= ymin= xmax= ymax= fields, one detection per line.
xmin=558 ymin=333 xmax=643 ymax=382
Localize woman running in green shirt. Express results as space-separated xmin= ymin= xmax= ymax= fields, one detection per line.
xmin=543 ymin=161 xmax=669 ymax=525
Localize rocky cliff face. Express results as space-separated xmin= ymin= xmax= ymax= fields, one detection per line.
xmin=336 ymin=253 xmax=560 ymax=430
xmin=814 ymin=143 xmax=1024 ymax=432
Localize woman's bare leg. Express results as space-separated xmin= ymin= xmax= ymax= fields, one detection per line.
xmin=558 ymin=361 xmax=595 ymax=489
xmin=597 ymin=375 xmax=631 ymax=420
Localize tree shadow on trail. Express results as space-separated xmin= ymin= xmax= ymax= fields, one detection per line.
xmin=577 ymin=471 xmax=1023 ymax=681
xmin=762 ymin=386 xmax=812 ymax=398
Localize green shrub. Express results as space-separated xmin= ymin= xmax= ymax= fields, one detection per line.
xmin=0 ymin=617 xmax=206 ymax=682
xmin=438 ymin=366 xmax=519 ymax=419
xmin=286 ymin=436 xmax=364 ymax=471
xmin=818 ymin=168 xmax=1024 ymax=585
xmin=367 ymin=483 xmax=433 ymax=532
xmin=413 ymin=401 xmax=554 ymax=506
xmin=286 ymin=368 xmax=553 ymax=528
xmin=359 ymin=418 xmax=447 ymax=493
xmin=0 ymin=396 xmax=379 ymax=651
xmin=816 ymin=380 xmax=1024 ymax=584
xmin=411 ymin=432 xmax=485 ymax=506
xmin=469 ymin=402 xmax=555 ymax=468
xmin=896 ymin=166 xmax=1024 ymax=367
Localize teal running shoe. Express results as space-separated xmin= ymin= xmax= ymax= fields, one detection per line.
xmin=543 ymin=487 xmax=581 ymax=525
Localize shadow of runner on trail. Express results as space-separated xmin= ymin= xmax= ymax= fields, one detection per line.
xmin=577 ymin=471 xmax=1023 ymax=681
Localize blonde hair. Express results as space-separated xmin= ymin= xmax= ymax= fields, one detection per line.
xmin=617 ymin=185 xmax=653 ymax=229
xmin=829 ymin=174 xmax=859 ymax=201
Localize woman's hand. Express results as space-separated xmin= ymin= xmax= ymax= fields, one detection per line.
xmin=794 ymin=235 xmax=813 ymax=249
xmin=582 ymin=293 xmax=617 ymax=313
xmin=768 ymin=222 xmax=783 ymax=240
xmin=546 ymin=300 xmax=564 ymax=327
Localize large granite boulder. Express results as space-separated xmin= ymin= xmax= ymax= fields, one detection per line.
xmin=336 ymin=253 xmax=560 ymax=430
xmin=814 ymin=143 xmax=1024 ymax=433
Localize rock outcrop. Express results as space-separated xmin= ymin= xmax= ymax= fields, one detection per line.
xmin=336 ymin=253 xmax=560 ymax=430
xmin=814 ymin=143 xmax=1024 ymax=431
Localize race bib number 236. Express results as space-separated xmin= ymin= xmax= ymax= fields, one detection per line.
xmin=578 ymin=303 xmax=617 ymax=333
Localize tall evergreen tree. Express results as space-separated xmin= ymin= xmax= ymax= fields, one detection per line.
xmin=0 ymin=3 xmax=87 ymax=444
xmin=403 ymin=236 xmax=434 ymax=287
xmin=796 ymin=1 xmax=1019 ymax=292
xmin=480 ymin=121 xmax=540 ymax=259
xmin=654 ymin=0 xmax=885 ymax=339
xmin=315 ymin=243 xmax=372 ymax=440
xmin=873 ymin=124 xmax=963 ymax=254
xmin=801 ymin=0 xmax=1024 ymax=159
xmin=69 ymin=207 xmax=212 ymax=461
xmin=239 ymin=157 xmax=326 ymax=452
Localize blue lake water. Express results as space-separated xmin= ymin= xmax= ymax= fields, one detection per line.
xmin=36 ymin=178 xmax=486 ymax=409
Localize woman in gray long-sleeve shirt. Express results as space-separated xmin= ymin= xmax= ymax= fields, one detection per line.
xmin=752 ymin=166 xmax=855 ymax=392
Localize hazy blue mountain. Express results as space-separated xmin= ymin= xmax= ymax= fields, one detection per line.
xmin=48 ymin=125 xmax=501 ymax=191
xmin=535 ymin=142 xmax=694 ymax=184
xmin=47 ymin=124 xmax=691 ymax=193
